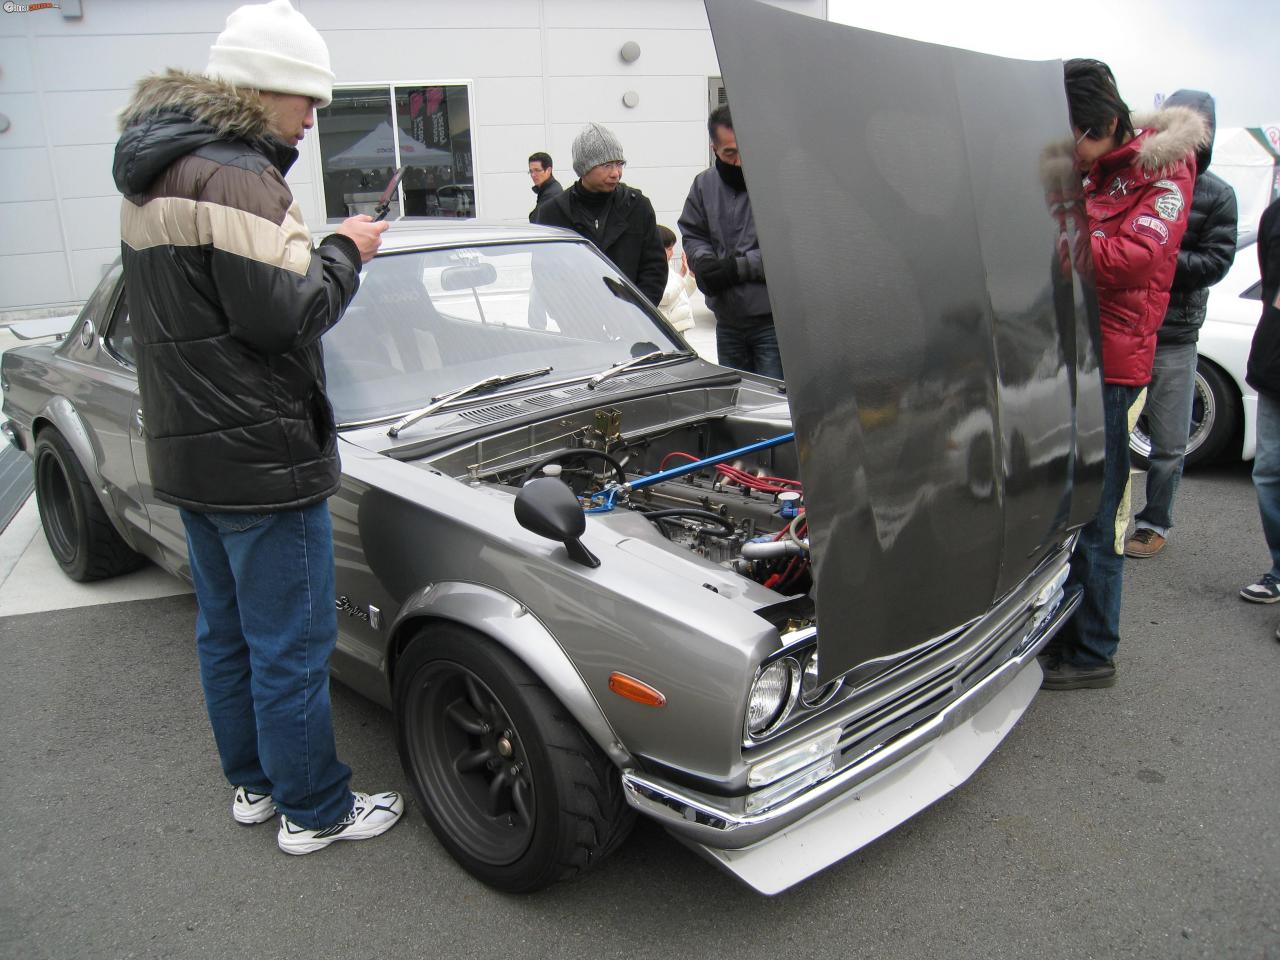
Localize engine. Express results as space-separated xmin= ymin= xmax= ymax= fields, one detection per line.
xmin=477 ymin=417 xmax=812 ymax=596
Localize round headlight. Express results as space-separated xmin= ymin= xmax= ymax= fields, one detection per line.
xmin=747 ymin=659 xmax=798 ymax=737
xmin=800 ymin=648 xmax=843 ymax=707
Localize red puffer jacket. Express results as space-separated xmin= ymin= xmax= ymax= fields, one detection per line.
xmin=1083 ymin=105 xmax=1206 ymax=385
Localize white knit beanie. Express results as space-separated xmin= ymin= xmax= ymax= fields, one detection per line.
xmin=206 ymin=0 xmax=335 ymax=107
xmin=572 ymin=122 xmax=626 ymax=177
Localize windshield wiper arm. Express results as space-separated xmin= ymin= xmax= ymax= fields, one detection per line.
xmin=388 ymin=366 xmax=553 ymax=438
xmin=586 ymin=349 xmax=694 ymax=391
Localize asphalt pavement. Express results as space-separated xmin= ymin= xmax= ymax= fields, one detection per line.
xmin=1 ymin=462 xmax=1277 ymax=960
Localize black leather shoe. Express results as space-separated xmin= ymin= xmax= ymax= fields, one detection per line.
xmin=1040 ymin=660 xmax=1116 ymax=690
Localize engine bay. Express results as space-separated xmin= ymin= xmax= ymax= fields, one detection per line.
xmin=430 ymin=403 xmax=812 ymax=596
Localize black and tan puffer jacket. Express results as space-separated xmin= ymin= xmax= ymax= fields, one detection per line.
xmin=113 ymin=69 xmax=360 ymax=513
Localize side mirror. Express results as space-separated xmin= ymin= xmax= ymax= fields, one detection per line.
xmin=515 ymin=477 xmax=600 ymax=568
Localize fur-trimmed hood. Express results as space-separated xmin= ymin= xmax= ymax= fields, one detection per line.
xmin=1126 ymin=104 xmax=1209 ymax=177
xmin=113 ymin=69 xmax=293 ymax=196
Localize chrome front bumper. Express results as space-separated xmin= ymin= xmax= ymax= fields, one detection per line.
xmin=620 ymin=577 xmax=1079 ymax=893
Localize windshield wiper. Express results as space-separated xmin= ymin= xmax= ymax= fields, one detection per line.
xmin=586 ymin=349 xmax=694 ymax=391
xmin=388 ymin=366 xmax=553 ymax=438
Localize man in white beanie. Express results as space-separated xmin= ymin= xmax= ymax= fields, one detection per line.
xmin=112 ymin=0 xmax=403 ymax=857
xmin=532 ymin=121 xmax=667 ymax=304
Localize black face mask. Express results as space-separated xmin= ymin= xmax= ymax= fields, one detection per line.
xmin=715 ymin=156 xmax=746 ymax=192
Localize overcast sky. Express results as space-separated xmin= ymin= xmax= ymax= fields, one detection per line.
xmin=826 ymin=0 xmax=1278 ymax=128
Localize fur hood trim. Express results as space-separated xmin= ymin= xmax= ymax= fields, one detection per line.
xmin=118 ymin=68 xmax=272 ymax=140
xmin=1130 ymin=105 xmax=1209 ymax=176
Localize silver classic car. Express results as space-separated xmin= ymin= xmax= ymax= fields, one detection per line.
xmin=1 ymin=3 xmax=1104 ymax=895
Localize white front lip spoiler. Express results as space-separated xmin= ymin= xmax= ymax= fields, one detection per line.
xmin=676 ymin=656 xmax=1043 ymax=894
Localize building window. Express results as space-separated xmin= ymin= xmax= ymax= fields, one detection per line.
xmin=317 ymin=83 xmax=474 ymax=222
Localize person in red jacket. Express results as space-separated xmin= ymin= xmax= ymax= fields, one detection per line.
xmin=1041 ymin=59 xmax=1206 ymax=690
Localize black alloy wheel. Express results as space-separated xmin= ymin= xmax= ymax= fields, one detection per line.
xmin=33 ymin=427 xmax=143 ymax=581
xmin=394 ymin=624 xmax=634 ymax=893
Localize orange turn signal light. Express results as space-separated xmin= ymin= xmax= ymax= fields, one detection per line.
xmin=608 ymin=672 xmax=667 ymax=707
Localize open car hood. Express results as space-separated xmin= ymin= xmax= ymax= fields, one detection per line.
xmin=706 ymin=0 xmax=1105 ymax=681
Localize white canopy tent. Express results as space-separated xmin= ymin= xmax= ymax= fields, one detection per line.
xmin=1212 ymin=125 xmax=1280 ymax=237
xmin=326 ymin=121 xmax=453 ymax=171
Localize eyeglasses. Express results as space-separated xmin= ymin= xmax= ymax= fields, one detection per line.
xmin=598 ymin=160 xmax=626 ymax=171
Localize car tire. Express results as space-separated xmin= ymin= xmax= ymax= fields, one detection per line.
xmin=1130 ymin=359 xmax=1240 ymax=470
xmin=394 ymin=623 xmax=634 ymax=892
xmin=33 ymin=427 xmax=145 ymax=582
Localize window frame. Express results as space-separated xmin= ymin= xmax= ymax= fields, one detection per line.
xmin=313 ymin=78 xmax=478 ymax=223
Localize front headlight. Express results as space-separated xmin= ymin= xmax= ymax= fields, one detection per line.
xmin=799 ymin=648 xmax=843 ymax=707
xmin=747 ymin=658 xmax=798 ymax=737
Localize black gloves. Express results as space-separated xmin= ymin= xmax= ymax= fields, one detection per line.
xmin=694 ymin=256 xmax=740 ymax=296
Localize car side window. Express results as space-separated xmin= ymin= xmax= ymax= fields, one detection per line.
xmin=103 ymin=292 xmax=136 ymax=367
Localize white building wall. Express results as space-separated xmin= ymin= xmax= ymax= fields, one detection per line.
xmin=0 ymin=0 xmax=824 ymax=316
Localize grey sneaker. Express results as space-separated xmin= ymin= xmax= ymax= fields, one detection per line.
xmin=1240 ymin=573 xmax=1280 ymax=603
xmin=232 ymin=786 xmax=276 ymax=825
xmin=277 ymin=791 xmax=404 ymax=856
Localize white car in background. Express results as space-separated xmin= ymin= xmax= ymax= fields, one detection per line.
xmin=1131 ymin=237 xmax=1263 ymax=467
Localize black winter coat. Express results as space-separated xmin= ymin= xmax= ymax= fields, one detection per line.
xmin=528 ymin=175 xmax=563 ymax=222
xmin=532 ymin=183 xmax=668 ymax=305
xmin=1246 ymin=198 xmax=1280 ymax=397
xmin=1157 ymin=169 xmax=1238 ymax=344
xmin=112 ymin=70 xmax=361 ymax=512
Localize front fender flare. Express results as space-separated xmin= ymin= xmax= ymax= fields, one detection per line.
xmin=388 ymin=580 xmax=634 ymax=768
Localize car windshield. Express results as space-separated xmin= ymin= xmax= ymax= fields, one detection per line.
xmin=324 ymin=240 xmax=685 ymax=425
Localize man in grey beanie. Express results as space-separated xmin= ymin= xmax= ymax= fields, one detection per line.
xmin=532 ymin=121 xmax=668 ymax=305
xmin=112 ymin=0 xmax=403 ymax=857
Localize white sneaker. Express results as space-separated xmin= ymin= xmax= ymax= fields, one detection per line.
xmin=277 ymin=791 xmax=404 ymax=855
xmin=232 ymin=786 xmax=276 ymax=825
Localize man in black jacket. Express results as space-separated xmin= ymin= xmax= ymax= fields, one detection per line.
xmin=532 ymin=122 xmax=667 ymax=305
xmin=1124 ymin=88 xmax=1237 ymax=559
xmin=527 ymin=150 xmax=562 ymax=221
xmin=1241 ymin=197 xmax=1280 ymax=620
xmin=113 ymin=0 xmax=403 ymax=855
xmin=679 ymin=105 xmax=779 ymax=378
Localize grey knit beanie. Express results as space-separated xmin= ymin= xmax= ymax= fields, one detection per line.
xmin=572 ymin=122 xmax=625 ymax=177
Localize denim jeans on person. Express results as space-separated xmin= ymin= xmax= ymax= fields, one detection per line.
xmin=181 ymin=503 xmax=353 ymax=829
xmin=1057 ymin=383 xmax=1146 ymax=668
xmin=715 ymin=320 xmax=784 ymax=379
xmin=1252 ymin=390 xmax=1280 ymax=581
xmin=1134 ymin=341 xmax=1197 ymax=536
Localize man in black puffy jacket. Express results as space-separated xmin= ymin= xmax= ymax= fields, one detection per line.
xmin=1124 ymin=88 xmax=1237 ymax=559
xmin=113 ymin=0 xmax=403 ymax=856
xmin=1241 ymin=197 xmax=1280 ymax=620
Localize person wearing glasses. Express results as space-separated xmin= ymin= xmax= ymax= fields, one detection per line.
xmin=678 ymin=104 xmax=780 ymax=379
xmin=1040 ymin=59 xmax=1206 ymax=690
xmin=527 ymin=151 xmax=563 ymax=221
xmin=532 ymin=122 xmax=667 ymax=305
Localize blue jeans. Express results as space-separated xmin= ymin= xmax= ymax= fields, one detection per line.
xmin=1252 ymin=390 xmax=1280 ymax=580
xmin=1058 ymin=384 xmax=1146 ymax=668
xmin=181 ymin=503 xmax=352 ymax=829
xmin=1134 ymin=341 xmax=1197 ymax=536
xmin=716 ymin=321 xmax=784 ymax=379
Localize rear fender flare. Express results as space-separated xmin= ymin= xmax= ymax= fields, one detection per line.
xmin=32 ymin=398 xmax=136 ymax=547
xmin=387 ymin=580 xmax=634 ymax=768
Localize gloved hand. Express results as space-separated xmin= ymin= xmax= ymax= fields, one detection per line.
xmin=694 ymin=256 xmax=739 ymax=296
